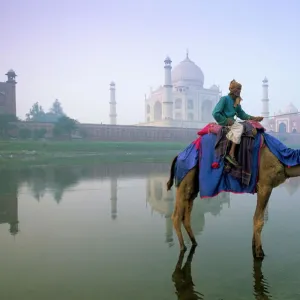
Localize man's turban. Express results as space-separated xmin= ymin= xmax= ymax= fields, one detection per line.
xmin=229 ymin=79 xmax=242 ymax=92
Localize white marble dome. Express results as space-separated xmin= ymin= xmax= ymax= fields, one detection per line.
xmin=284 ymin=103 xmax=298 ymax=114
xmin=171 ymin=54 xmax=204 ymax=87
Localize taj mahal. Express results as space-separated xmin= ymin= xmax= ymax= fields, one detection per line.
xmin=140 ymin=52 xmax=221 ymax=129
xmin=109 ymin=51 xmax=271 ymax=129
xmin=108 ymin=52 xmax=300 ymax=133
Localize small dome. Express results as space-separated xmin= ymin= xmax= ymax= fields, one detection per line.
xmin=164 ymin=56 xmax=172 ymax=64
xmin=6 ymin=69 xmax=16 ymax=76
xmin=110 ymin=81 xmax=115 ymax=86
xmin=171 ymin=54 xmax=204 ymax=87
xmin=284 ymin=103 xmax=298 ymax=114
xmin=210 ymin=84 xmax=219 ymax=91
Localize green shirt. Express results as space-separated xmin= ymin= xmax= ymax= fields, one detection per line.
xmin=212 ymin=95 xmax=252 ymax=126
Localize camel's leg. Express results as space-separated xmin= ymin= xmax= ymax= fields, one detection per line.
xmin=252 ymin=186 xmax=272 ymax=259
xmin=172 ymin=191 xmax=186 ymax=251
xmin=182 ymin=199 xmax=198 ymax=246
xmin=172 ymin=167 xmax=198 ymax=252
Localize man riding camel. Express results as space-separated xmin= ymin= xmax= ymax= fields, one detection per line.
xmin=212 ymin=79 xmax=264 ymax=166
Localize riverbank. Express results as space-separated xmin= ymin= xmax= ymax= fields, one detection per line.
xmin=0 ymin=140 xmax=186 ymax=169
xmin=0 ymin=140 xmax=186 ymax=152
xmin=1 ymin=139 xmax=299 ymax=169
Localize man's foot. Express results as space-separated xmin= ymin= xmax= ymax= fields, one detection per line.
xmin=225 ymin=155 xmax=239 ymax=166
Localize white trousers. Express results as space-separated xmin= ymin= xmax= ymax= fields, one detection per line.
xmin=226 ymin=121 xmax=243 ymax=144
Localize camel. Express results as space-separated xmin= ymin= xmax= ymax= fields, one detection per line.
xmin=167 ymin=135 xmax=300 ymax=259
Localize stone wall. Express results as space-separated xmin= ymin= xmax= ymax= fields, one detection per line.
xmin=11 ymin=121 xmax=198 ymax=143
xmin=79 ymin=123 xmax=198 ymax=142
xmin=10 ymin=121 xmax=300 ymax=145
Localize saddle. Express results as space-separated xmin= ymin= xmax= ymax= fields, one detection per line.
xmin=197 ymin=121 xmax=265 ymax=186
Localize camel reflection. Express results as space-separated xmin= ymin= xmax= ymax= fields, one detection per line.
xmin=172 ymin=246 xmax=204 ymax=300
xmin=253 ymin=260 xmax=271 ymax=300
xmin=172 ymin=247 xmax=272 ymax=300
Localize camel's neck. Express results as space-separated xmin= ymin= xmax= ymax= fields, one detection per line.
xmin=285 ymin=165 xmax=300 ymax=178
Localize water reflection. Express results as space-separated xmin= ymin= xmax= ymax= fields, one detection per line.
xmin=0 ymin=164 xmax=297 ymax=240
xmin=0 ymin=163 xmax=170 ymax=235
xmin=0 ymin=163 xmax=299 ymax=299
xmin=253 ymin=260 xmax=271 ymax=300
xmin=172 ymin=246 xmax=204 ymax=300
xmin=146 ymin=175 xmax=231 ymax=246
xmin=0 ymin=171 xmax=19 ymax=235
xmin=110 ymin=177 xmax=118 ymax=220
xmin=171 ymin=247 xmax=272 ymax=300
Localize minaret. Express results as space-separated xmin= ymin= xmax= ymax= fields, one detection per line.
xmin=110 ymin=177 xmax=118 ymax=220
xmin=165 ymin=199 xmax=174 ymax=244
xmin=162 ymin=56 xmax=173 ymax=120
xmin=5 ymin=69 xmax=17 ymax=116
xmin=261 ymin=77 xmax=269 ymax=129
xmin=109 ymin=81 xmax=117 ymax=125
xmin=9 ymin=194 xmax=19 ymax=236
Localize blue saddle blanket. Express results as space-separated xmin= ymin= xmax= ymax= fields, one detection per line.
xmin=174 ymin=131 xmax=300 ymax=198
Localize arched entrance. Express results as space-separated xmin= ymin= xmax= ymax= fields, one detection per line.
xmin=201 ymin=100 xmax=212 ymax=122
xmin=154 ymin=180 xmax=163 ymax=201
xmin=154 ymin=101 xmax=162 ymax=121
xmin=278 ymin=122 xmax=287 ymax=133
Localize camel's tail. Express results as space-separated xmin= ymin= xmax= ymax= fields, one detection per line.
xmin=167 ymin=155 xmax=178 ymax=191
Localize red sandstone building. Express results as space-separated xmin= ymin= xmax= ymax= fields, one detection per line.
xmin=268 ymin=103 xmax=300 ymax=133
xmin=0 ymin=70 xmax=17 ymax=116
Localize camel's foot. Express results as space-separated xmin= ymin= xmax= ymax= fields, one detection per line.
xmin=252 ymin=244 xmax=265 ymax=260
xmin=191 ymin=240 xmax=198 ymax=247
xmin=180 ymin=244 xmax=187 ymax=252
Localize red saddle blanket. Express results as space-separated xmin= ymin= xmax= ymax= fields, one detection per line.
xmin=197 ymin=121 xmax=265 ymax=136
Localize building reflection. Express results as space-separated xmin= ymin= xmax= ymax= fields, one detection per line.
xmin=1 ymin=164 xmax=300 ymax=235
xmin=0 ymin=172 xmax=19 ymax=236
xmin=110 ymin=177 xmax=118 ymax=220
xmin=283 ymin=177 xmax=300 ymax=195
xmin=146 ymin=175 xmax=231 ymax=245
xmin=0 ymin=193 xmax=19 ymax=236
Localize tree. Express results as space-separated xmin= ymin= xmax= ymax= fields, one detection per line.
xmin=49 ymin=99 xmax=64 ymax=116
xmin=79 ymin=128 xmax=88 ymax=138
xmin=26 ymin=102 xmax=45 ymax=121
xmin=52 ymin=116 xmax=77 ymax=139
xmin=0 ymin=114 xmax=18 ymax=139
xmin=33 ymin=128 xmax=47 ymax=140
xmin=18 ymin=128 xmax=32 ymax=139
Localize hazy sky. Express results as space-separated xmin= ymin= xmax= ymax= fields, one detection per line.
xmin=2 ymin=0 xmax=300 ymax=124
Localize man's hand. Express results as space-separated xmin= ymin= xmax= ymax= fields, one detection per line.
xmin=252 ymin=116 xmax=264 ymax=122
xmin=227 ymin=119 xmax=234 ymax=126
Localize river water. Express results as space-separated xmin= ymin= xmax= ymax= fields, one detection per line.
xmin=0 ymin=162 xmax=299 ymax=300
